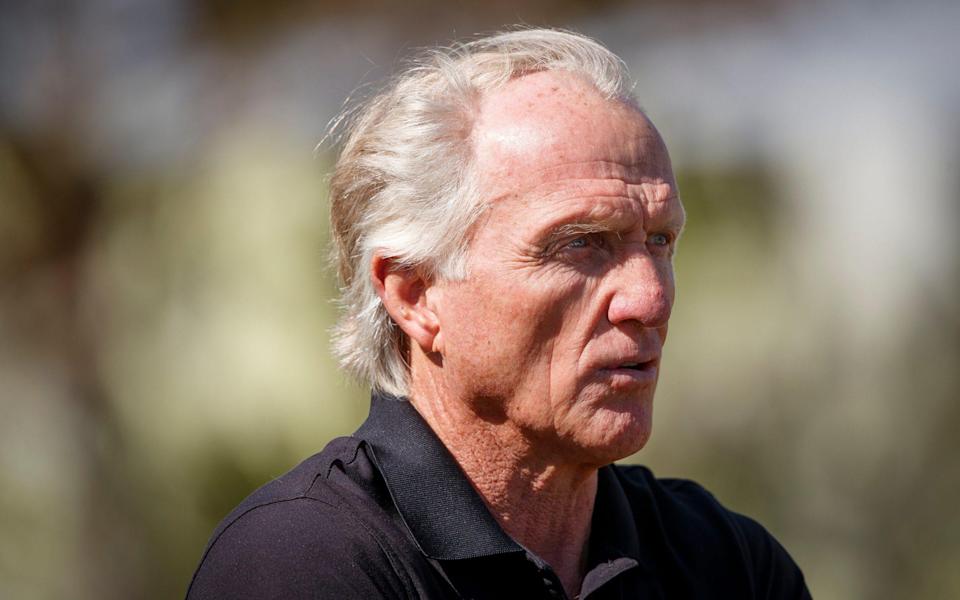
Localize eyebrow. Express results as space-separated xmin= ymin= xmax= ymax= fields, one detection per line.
xmin=545 ymin=221 xmax=621 ymax=242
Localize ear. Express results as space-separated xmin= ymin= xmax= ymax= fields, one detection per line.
xmin=370 ymin=253 xmax=442 ymax=355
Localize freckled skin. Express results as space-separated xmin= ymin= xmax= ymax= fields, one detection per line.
xmin=394 ymin=70 xmax=685 ymax=597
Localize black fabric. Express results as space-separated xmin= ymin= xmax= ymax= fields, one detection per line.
xmin=186 ymin=393 xmax=812 ymax=599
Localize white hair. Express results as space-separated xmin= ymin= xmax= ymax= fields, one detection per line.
xmin=328 ymin=27 xmax=635 ymax=396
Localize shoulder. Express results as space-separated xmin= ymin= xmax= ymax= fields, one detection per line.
xmin=185 ymin=438 xmax=414 ymax=600
xmin=611 ymin=463 xmax=772 ymax=546
xmin=611 ymin=464 xmax=747 ymax=558
xmin=610 ymin=464 xmax=811 ymax=599
xmin=612 ymin=464 xmax=729 ymax=524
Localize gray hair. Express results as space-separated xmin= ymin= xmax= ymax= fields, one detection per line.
xmin=328 ymin=27 xmax=634 ymax=396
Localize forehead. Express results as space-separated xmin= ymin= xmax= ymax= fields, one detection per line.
xmin=471 ymin=70 xmax=676 ymax=202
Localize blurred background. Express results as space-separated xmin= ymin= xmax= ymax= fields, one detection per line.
xmin=1 ymin=0 xmax=958 ymax=598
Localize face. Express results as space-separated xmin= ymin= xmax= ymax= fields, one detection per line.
xmin=429 ymin=71 xmax=685 ymax=466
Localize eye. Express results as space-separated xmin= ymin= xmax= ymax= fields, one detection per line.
xmin=648 ymin=233 xmax=670 ymax=247
xmin=541 ymin=231 xmax=611 ymax=261
xmin=560 ymin=233 xmax=609 ymax=253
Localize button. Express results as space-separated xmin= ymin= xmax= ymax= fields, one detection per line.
xmin=541 ymin=578 xmax=564 ymax=599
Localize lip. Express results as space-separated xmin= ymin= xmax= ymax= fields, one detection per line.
xmin=594 ymin=357 xmax=660 ymax=388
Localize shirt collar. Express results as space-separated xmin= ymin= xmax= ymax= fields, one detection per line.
xmin=591 ymin=466 xmax=643 ymax=562
xmin=354 ymin=392 xmax=522 ymax=560
xmin=581 ymin=467 xmax=646 ymax=595
xmin=354 ymin=391 xmax=646 ymax=575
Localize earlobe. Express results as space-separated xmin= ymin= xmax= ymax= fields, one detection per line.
xmin=370 ymin=254 xmax=441 ymax=355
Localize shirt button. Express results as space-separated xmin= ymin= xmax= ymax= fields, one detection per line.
xmin=541 ymin=579 xmax=562 ymax=597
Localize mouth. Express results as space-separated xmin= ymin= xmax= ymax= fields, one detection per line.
xmin=597 ymin=357 xmax=660 ymax=387
xmin=616 ymin=360 xmax=655 ymax=371
xmin=610 ymin=359 xmax=658 ymax=374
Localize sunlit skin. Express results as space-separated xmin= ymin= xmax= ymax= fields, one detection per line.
xmin=372 ymin=70 xmax=685 ymax=597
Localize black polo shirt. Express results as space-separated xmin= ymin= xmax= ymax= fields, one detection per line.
xmin=186 ymin=393 xmax=811 ymax=599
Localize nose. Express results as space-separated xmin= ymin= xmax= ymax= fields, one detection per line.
xmin=606 ymin=254 xmax=674 ymax=328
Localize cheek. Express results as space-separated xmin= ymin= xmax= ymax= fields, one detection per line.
xmin=437 ymin=274 xmax=587 ymax=398
xmin=436 ymin=283 xmax=539 ymax=393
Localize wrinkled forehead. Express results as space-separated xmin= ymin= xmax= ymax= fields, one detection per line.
xmin=470 ymin=70 xmax=676 ymax=200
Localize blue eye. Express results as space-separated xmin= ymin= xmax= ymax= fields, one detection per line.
xmin=649 ymin=233 xmax=670 ymax=246
xmin=567 ymin=236 xmax=590 ymax=249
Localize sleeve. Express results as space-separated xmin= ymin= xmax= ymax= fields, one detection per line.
xmin=185 ymin=498 xmax=411 ymax=600
xmin=731 ymin=512 xmax=812 ymax=600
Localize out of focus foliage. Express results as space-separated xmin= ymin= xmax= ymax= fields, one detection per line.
xmin=1 ymin=2 xmax=957 ymax=599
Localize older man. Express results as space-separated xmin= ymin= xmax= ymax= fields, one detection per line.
xmin=187 ymin=29 xmax=810 ymax=599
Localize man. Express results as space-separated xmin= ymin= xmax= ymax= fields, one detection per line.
xmin=187 ymin=28 xmax=811 ymax=599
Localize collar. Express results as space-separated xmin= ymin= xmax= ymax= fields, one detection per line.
xmin=354 ymin=391 xmax=645 ymax=578
xmin=581 ymin=467 xmax=645 ymax=595
xmin=354 ymin=392 xmax=522 ymax=560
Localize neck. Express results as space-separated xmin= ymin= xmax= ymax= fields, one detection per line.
xmin=409 ymin=370 xmax=597 ymax=598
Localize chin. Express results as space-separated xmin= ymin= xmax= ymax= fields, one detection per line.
xmin=571 ymin=406 xmax=653 ymax=466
